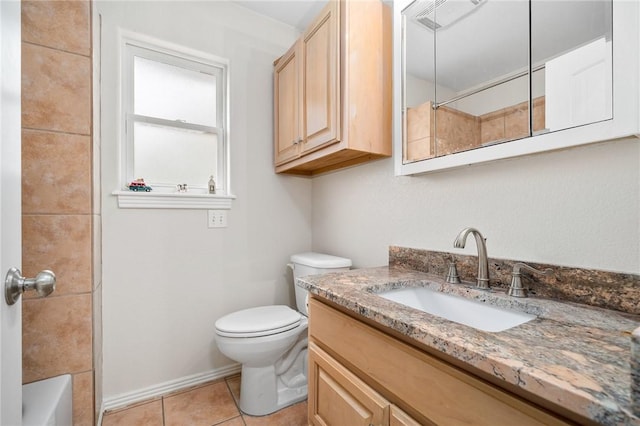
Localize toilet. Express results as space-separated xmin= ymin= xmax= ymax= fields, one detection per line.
xmin=214 ymin=252 xmax=352 ymax=416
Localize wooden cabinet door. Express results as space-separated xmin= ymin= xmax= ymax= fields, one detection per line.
xmin=390 ymin=406 xmax=423 ymax=426
xmin=301 ymin=0 xmax=340 ymax=154
xmin=309 ymin=342 xmax=389 ymax=426
xmin=274 ymin=40 xmax=302 ymax=165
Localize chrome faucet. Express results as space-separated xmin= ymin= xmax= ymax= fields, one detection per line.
xmin=453 ymin=227 xmax=490 ymax=289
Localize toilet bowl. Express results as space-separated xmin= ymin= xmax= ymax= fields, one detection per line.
xmin=214 ymin=252 xmax=351 ymax=416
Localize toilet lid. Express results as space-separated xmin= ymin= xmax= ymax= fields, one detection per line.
xmin=215 ymin=305 xmax=302 ymax=337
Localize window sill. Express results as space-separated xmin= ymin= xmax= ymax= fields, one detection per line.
xmin=112 ymin=190 xmax=235 ymax=209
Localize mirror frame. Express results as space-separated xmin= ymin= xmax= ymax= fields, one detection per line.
xmin=393 ymin=0 xmax=639 ymax=176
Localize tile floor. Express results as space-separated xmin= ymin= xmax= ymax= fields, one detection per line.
xmin=102 ymin=375 xmax=308 ymax=426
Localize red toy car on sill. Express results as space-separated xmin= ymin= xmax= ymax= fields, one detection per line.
xmin=128 ymin=180 xmax=152 ymax=192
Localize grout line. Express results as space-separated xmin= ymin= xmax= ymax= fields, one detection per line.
xmin=22 ymin=126 xmax=92 ymax=138
xmin=224 ymin=377 xmax=247 ymax=425
xmin=161 ymin=396 xmax=166 ymax=426
xmin=22 ymin=40 xmax=91 ymax=59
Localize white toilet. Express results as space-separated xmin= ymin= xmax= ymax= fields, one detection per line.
xmin=214 ymin=252 xmax=352 ymax=416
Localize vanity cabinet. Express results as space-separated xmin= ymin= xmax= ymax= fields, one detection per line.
xmin=308 ymin=297 xmax=573 ymax=426
xmin=273 ymin=0 xmax=392 ymax=175
xmin=309 ymin=342 xmax=419 ymax=426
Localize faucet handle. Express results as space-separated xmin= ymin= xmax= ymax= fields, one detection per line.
xmin=508 ymin=263 xmax=553 ymax=298
xmin=445 ymin=262 xmax=461 ymax=284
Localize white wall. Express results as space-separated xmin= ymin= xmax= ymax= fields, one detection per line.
xmin=97 ymin=1 xmax=311 ymax=401
xmin=312 ymin=137 xmax=639 ymax=275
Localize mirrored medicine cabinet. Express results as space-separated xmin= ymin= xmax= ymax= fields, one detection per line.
xmin=392 ymin=0 xmax=640 ymax=175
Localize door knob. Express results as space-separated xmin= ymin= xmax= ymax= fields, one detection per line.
xmin=4 ymin=268 xmax=56 ymax=305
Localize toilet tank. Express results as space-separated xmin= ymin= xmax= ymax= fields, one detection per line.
xmin=290 ymin=252 xmax=352 ymax=316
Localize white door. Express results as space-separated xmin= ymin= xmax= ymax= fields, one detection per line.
xmin=1 ymin=1 xmax=24 ymax=425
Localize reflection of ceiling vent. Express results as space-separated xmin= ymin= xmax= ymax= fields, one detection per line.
xmin=414 ymin=0 xmax=485 ymax=31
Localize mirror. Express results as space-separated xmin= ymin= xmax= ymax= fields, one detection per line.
xmin=400 ymin=0 xmax=614 ymax=165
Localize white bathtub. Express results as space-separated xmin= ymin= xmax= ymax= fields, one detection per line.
xmin=23 ymin=374 xmax=72 ymax=426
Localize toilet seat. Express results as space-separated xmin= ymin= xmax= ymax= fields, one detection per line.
xmin=215 ymin=305 xmax=302 ymax=338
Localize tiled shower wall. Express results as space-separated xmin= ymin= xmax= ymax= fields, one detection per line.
xmin=21 ymin=2 xmax=99 ymax=425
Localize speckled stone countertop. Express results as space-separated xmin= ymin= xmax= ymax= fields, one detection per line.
xmin=297 ymin=267 xmax=640 ymax=425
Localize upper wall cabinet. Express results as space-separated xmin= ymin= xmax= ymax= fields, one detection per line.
xmin=274 ymin=0 xmax=392 ymax=176
xmin=393 ymin=0 xmax=640 ymax=176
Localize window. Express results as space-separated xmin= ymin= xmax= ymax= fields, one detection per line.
xmin=115 ymin=35 xmax=233 ymax=209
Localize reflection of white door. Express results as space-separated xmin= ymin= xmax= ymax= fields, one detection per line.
xmin=1 ymin=2 xmax=23 ymax=425
xmin=545 ymin=37 xmax=613 ymax=131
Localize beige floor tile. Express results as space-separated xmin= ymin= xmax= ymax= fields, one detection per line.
xmin=217 ymin=416 xmax=246 ymax=426
xmin=102 ymin=400 xmax=163 ymax=426
xmin=164 ymin=381 xmax=240 ymax=426
xmin=243 ymin=401 xmax=308 ymax=426
xmin=226 ymin=375 xmax=241 ymax=404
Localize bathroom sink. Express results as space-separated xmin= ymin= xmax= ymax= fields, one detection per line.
xmin=378 ymin=287 xmax=536 ymax=332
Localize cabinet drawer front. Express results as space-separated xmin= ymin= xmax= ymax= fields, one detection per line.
xmin=309 ymin=342 xmax=389 ymax=426
xmin=309 ymin=298 xmax=570 ymax=426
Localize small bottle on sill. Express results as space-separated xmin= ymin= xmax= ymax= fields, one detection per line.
xmin=208 ymin=176 xmax=216 ymax=194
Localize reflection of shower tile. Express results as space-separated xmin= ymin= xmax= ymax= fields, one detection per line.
xmin=480 ymin=111 xmax=504 ymax=145
xmin=504 ymin=103 xmax=529 ymax=140
xmin=533 ymin=97 xmax=546 ymax=132
xmin=406 ymin=137 xmax=433 ymax=161
xmin=435 ymin=107 xmax=480 ymax=155
xmin=22 ymin=1 xmax=90 ymax=56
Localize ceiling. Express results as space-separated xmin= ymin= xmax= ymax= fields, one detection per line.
xmin=232 ymin=0 xmax=328 ymax=32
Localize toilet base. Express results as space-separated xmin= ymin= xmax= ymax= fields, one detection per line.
xmin=238 ymin=350 xmax=308 ymax=416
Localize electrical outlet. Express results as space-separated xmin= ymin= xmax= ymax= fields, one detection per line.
xmin=208 ymin=210 xmax=228 ymax=228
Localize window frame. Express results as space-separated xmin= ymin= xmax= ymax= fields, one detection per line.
xmin=114 ymin=32 xmax=234 ymax=209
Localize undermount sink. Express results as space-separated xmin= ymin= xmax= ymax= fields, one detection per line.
xmin=378 ymin=287 xmax=536 ymax=332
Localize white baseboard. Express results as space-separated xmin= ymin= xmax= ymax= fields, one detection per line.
xmin=102 ymin=364 xmax=241 ymax=413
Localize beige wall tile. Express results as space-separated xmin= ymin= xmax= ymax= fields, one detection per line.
xmin=22 ymin=43 xmax=91 ymax=135
xmin=22 ymin=1 xmax=90 ymax=56
xmin=23 ymin=294 xmax=92 ymax=383
xmin=164 ymin=382 xmax=240 ymax=426
xmin=22 ymin=130 xmax=91 ymax=214
xmin=103 ymin=400 xmax=164 ymax=426
xmin=73 ymin=371 xmax=94 ymax=426
xmin=22 ymin=214 xmax=92 ymax=296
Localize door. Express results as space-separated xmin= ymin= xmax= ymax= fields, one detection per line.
xmin=308 ymin=342 xmax=389 ymax=426
xmin=274 ymin=40 xmax=302 ymax=165
xmin=1 ymin=2 xmax=23 ymax=424
xmin=301 ymin=0 xmax=340 ymax=154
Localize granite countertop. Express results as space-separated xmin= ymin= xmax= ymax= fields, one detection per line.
xmin=297 ymin=266 xmax=640 ymax=425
